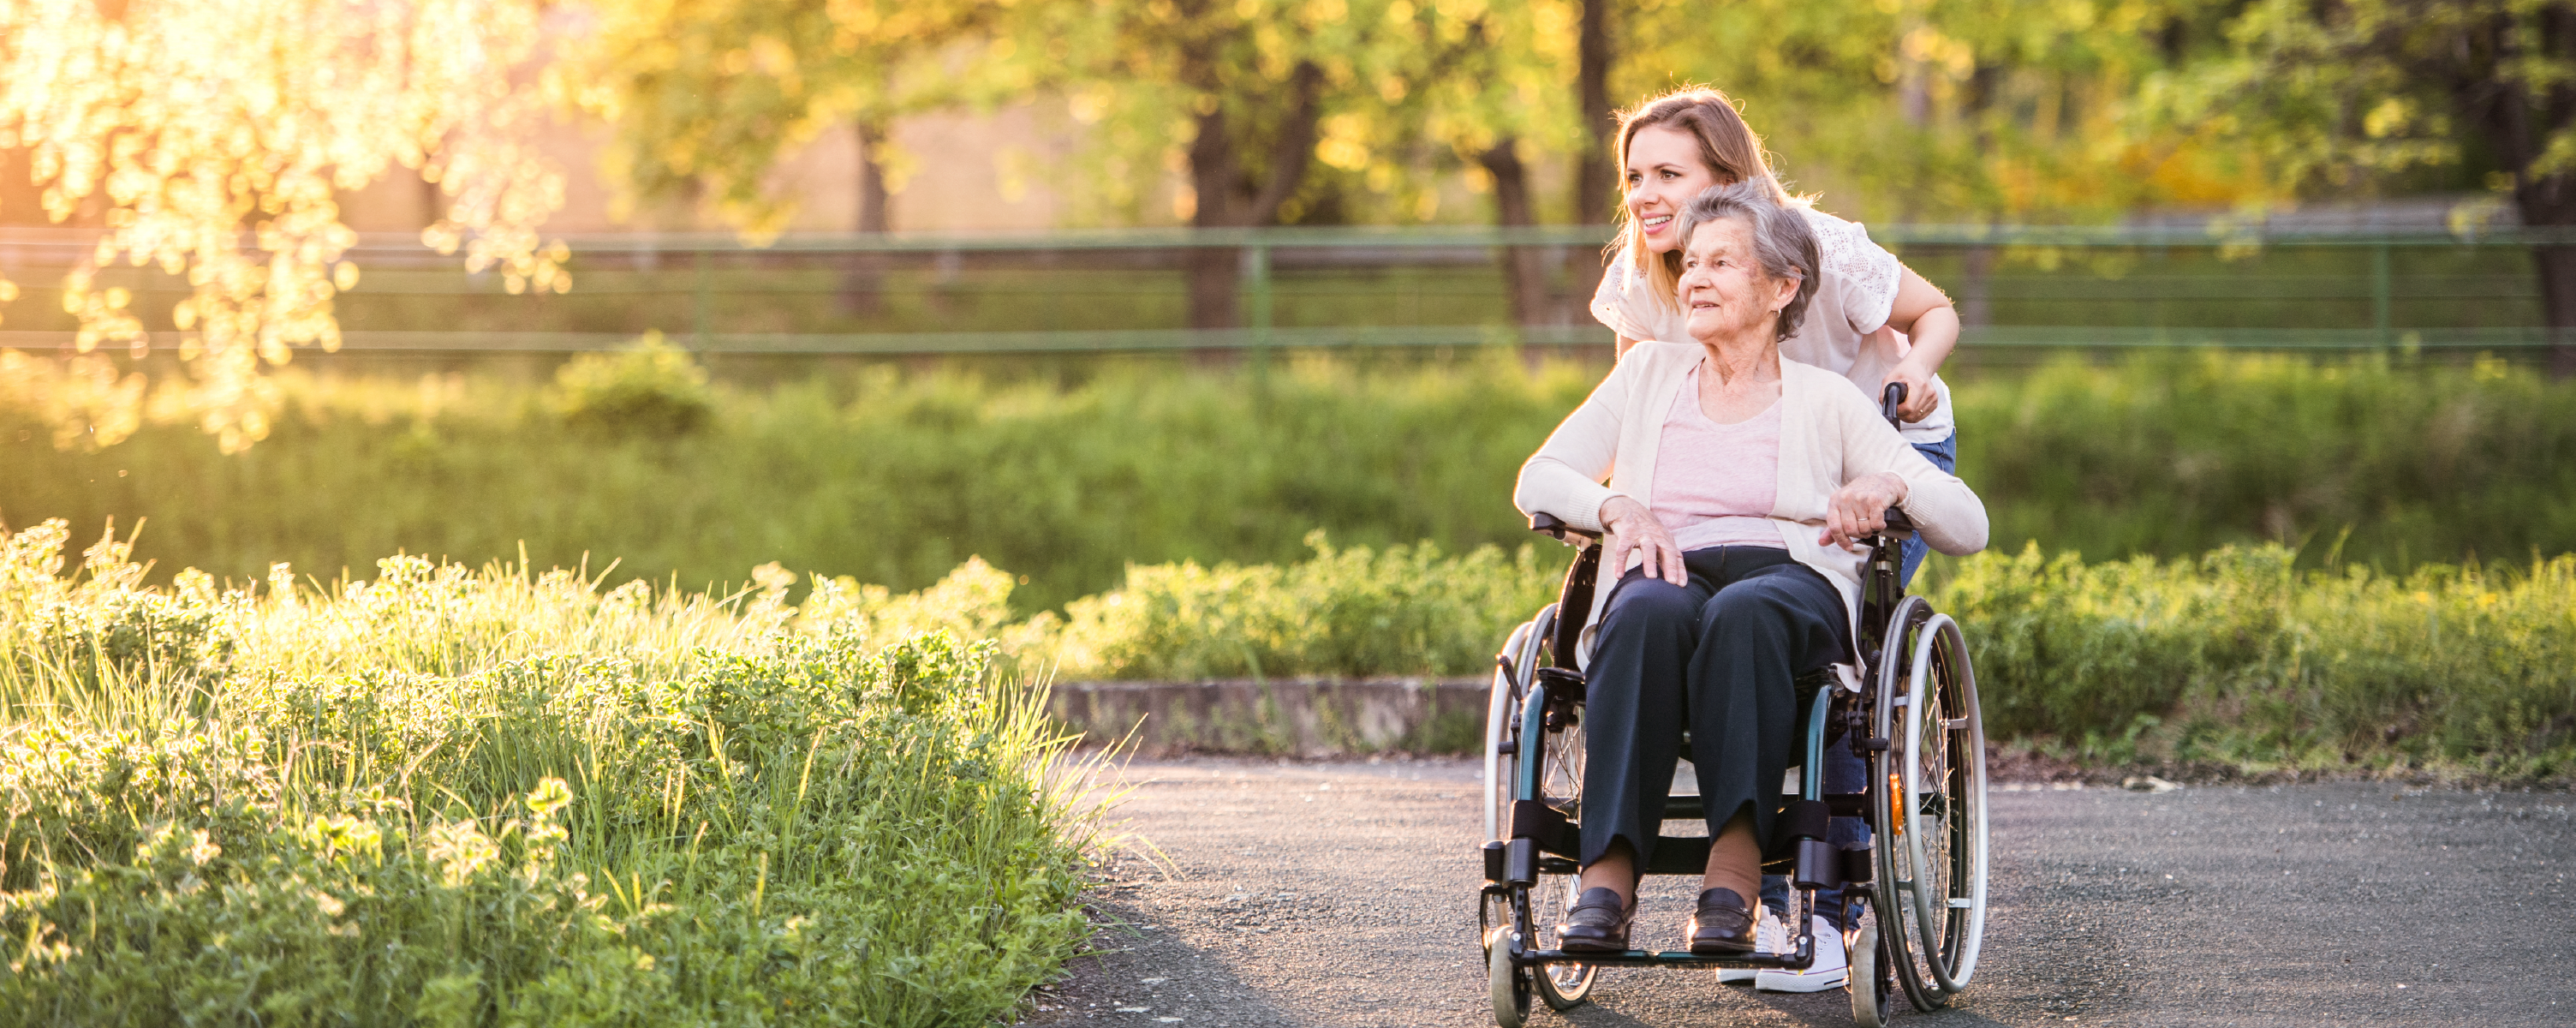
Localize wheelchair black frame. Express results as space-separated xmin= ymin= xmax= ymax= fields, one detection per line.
xmin=1483 ymin=386 xmax=1958 ymax=1019
xmin=1479 ymin=514 xmax=1908 ymax=978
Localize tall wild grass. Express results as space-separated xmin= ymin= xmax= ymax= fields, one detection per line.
xmin=1 ymin=350 xmax=2565 ymax=613
xmin=0 ymin=521 xmax=1106 ymax=1026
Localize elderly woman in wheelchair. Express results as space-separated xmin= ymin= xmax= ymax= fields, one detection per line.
xmin=1486 ymin=179 xmax=1989 ymax=1025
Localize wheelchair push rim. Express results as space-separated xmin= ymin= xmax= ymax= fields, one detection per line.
xmin=1868 ymin=596 xmax=1990 ymax=1010
xmin=1901 ymin=613 xmax=1989 ymax=994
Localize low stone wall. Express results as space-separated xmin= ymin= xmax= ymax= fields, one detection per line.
xmin=1048 ymin=678 xmax=1491 ymax=757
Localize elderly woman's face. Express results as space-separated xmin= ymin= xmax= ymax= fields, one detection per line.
xmin=1624 ymin=125 xmax=1727 ymax=254
xmin=1677 ymin=217 xmax=1794 ymax=344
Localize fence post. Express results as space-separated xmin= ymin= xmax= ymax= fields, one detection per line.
xmin=693 ymin=246 xmax=712 ymax=350
xmin=1246 ymin=240 xmax=1273 ymax=379
xmin=2371 ymin=242 xmax=2392 ymax=350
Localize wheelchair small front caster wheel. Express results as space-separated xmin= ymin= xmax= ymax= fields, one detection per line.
xmin=1489 ymin=933 xmax=1532 ymax=1027
xmin=1850 ymin=922 xmax=1890 ymax=1027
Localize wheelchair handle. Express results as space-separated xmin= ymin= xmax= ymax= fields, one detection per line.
xmin=1878 ymin=383 xmax=1917 ymax=537
xmin=1529 ymin=511 xmax=1601 ymax=544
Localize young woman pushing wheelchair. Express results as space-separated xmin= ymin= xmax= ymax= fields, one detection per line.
xmin=1512 ymin=175 xmax=1988 ymax=977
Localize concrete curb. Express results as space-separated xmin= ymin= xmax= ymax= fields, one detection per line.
xmin=1049 ymin=678 xmax=1490 ymax=757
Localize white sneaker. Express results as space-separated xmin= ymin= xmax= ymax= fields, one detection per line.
xmin=1754 ymin=916 xmax=1849 ymax=992
xmin=1718 ymin=907 xmax=1789 ymax=983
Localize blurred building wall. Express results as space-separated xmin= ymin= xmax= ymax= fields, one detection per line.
xmin=331 ymin=103 xmax=1092 ymax=236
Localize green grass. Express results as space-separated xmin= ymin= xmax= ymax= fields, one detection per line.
xmin=0 ymin=348 xmax=2567 ymax=618
xmin=0 ymin=520 xmax=1109 ymax=1026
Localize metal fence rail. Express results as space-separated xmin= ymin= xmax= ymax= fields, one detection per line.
xmin=0 ymin=224 xmax=2564 ymax=356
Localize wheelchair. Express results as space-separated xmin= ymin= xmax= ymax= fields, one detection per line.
xmin=1478 ymin=386 xmax=1989 ymax=1026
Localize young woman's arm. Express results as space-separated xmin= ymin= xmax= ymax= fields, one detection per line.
xmin=1879 ymin=267 xmax=1959 ymax=422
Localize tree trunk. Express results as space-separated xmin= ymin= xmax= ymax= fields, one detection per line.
xmin=1186 ymin=106 xmax=1240 ymax=332
xmin=1482 ymin=139 xmax=1548 ymax=330
xmin=2460 ymin=7 xmax=2576 ymax=377
xmin=1959 ymin=244 xmax=1994 ymax=328
xmin=1566 ymin=0 xmax=1616 ymax=328
xmin=2531 ymin=244 xmax=2576 ymax=377
xmin=1182 ymin=63 xmax=1324 ymax=334
xmin=840 ymin=119 xmax=893 ymax=316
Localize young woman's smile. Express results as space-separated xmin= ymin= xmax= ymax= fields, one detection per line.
xmin=1624 ymin=124 xmax=1729 ymax=254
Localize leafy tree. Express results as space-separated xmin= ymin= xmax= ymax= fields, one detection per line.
xmin=1029 ymin=0 xmax=1518 ymax=328
xmin=567 ymin=0 xmax=1012 ymax=314
xmin=0 ymin=0 xmax=565 ymax=451
xmin=1612 ymin=0 xmax=2245 ymax=225
xmin=2156 ymin=0 xmax=2576 ymax=376
xmin=568 ymin=0 xmax=1009 ymax=239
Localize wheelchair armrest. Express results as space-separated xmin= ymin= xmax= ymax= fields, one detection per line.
xmin=1881 ymin=507 xmax=1917 ymax=540
xmin=1530 ymin=511 xmax=1601 ymax=544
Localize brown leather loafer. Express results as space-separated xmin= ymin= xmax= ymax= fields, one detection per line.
xmin=1688 ymin=888 xmax=1757 ymax=954
xmin=1556 ymin=887 xmax=1637 ymax=953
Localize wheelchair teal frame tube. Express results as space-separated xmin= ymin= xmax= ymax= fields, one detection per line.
xmin=1803 ymin=693 xmax=1829 ymax=802
xmin=1516 ymin=682 xmax=1548 ymax=803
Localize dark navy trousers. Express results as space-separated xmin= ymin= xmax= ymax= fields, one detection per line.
xmin=1577 ymin=546 xmax=1851 ymax=875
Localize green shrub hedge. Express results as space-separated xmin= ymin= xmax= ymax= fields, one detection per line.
xmin=1003 ymin=535 xmax=2575 ymax=776
xmin=2 ymin=350 xmax=2566 ymax=613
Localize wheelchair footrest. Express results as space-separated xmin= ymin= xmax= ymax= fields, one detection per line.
xmin=1517 ymin=939 xmax=1823 ymax=971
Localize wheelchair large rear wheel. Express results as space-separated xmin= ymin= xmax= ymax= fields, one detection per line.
xmin=1485 ymin=607 xmax=1553 ymax=843
xmin=1522 ymin=661 xmax=1597 ymax=1008
xmin=1483 ymin=604 xmax=1598 ymax=1012
xmin=1867 ymin=597 xmax=1990 ymax=1010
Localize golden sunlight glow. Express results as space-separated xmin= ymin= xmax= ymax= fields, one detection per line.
xmin=0 ymin=0 xmax=565 ymax=451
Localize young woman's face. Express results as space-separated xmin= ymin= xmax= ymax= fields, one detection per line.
xmin=1624 ymin=124 xmax=1729 ymax=254
xmin=1677 ymin=216 xmax=1792 ymax=343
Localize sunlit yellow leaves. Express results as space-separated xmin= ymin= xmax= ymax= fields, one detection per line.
xmin=2364 ymin=97 xmax=2412 ymax=139
xmin=0 ymin=0 xmax=566 ymax=451
xmin=0 ymin=350 xmax=144 ymax=449
xmin=1316 ymin=113 xmax=1373 ymax=170
xmin=1068 ymin=86 xmax=1113 ymax=124
xmin=1900 ymin=25 xmax=1977 ymax=81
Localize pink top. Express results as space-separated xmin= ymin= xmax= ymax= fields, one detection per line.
xmin=1649 ymin=365 xmax=1785 ymax=556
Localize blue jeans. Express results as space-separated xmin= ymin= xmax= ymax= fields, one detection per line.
xmin=1897 ymin=433 xmax=1958 ymax=586
xmin=1763 ymin=432 xmax=1955 ymax=930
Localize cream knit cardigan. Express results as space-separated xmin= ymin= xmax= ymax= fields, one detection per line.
xmin=1513 ymin=341 xmax=1989 ymax=672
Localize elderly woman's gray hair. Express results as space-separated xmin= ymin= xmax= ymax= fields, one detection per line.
xmin=1671 ymin=178 xmax=1820 ymax=342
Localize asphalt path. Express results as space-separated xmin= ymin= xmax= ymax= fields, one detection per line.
xmin=1025 ymin=756 xmax=2573 ymax=1028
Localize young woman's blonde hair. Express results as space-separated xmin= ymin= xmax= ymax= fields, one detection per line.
xmin=1611 ymin=87 xmax=1798 ymax=315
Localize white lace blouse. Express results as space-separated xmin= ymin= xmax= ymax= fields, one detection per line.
xmin=1589 ymin=206 xmax=1956 ymax=443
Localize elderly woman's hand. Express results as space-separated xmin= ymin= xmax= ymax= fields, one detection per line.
xmin=1601 ymin=495 xmax=1687 ymax=583
xmin=1820 ymin=472 xmax=1910 ymax=553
